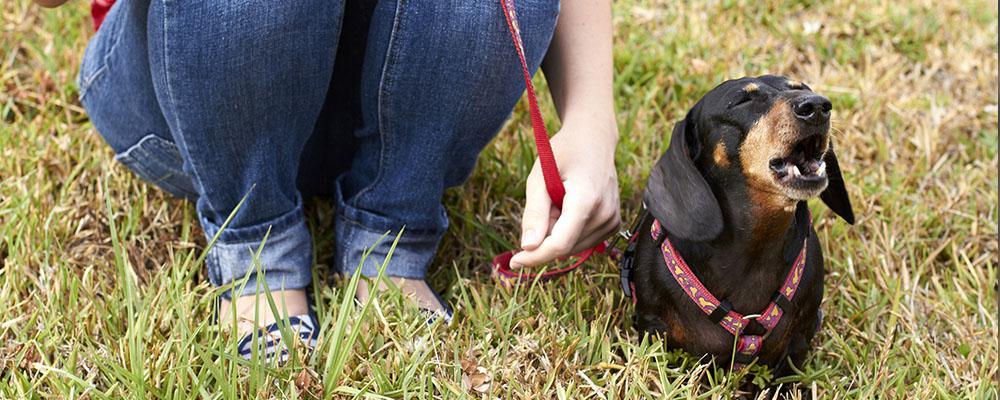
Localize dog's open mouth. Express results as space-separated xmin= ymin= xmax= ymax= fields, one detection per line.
xmin=769 ymin=134 xmax=828 ymax=190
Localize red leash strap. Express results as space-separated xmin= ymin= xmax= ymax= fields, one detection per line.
xmin=491 ymin=0 xmax=604 ymax=283
xmin=499 ymin=0 xmax=565 ymax=206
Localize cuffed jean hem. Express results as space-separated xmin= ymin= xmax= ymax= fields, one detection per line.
xmin=334 ymin=188 xmax=447 ymax=280
xmin=202 ymin=200 xmax=314 ymax=300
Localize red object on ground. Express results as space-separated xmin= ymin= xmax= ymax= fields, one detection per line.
xmin=91 ymin=0 xmax=115 ymax=30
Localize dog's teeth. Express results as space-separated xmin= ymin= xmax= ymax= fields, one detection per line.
xmin=790 ymin=164 xmax=801 ymax=177
xmin=815 ymin=161 xmax=826 ymax=176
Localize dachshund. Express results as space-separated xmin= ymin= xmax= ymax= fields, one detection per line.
xmin=629 ymin=75 xmax=855 ymax=377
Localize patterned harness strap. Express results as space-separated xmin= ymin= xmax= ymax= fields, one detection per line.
xmin=650 ymin=218 xmax=809 ymax=368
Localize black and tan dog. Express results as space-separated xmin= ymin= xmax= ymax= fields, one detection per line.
xmin=630 ymin=75 xmax=854 ymax=376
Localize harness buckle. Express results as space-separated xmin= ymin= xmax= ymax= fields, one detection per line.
xmin=708 ymin=300 xmax=734 ymax=323
xmin=771 ymin=291 xmax=795 ymax=313
xmin=619 ymin=241 xmax=637 ymax=298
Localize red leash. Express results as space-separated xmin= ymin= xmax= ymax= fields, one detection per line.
xmin=491 ymin=0 xmax=610 ymax=283
xmin=499 ymin=0 xmax=564 ymax=207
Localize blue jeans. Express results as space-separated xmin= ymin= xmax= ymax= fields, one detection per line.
xmin=79 ymin=0 xmax=559 ymax=298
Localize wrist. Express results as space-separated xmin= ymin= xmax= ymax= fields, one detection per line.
xmin=559 ymin=109 xmax=619 ymax=149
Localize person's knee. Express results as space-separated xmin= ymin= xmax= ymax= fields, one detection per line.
xmin=161 ymin=1 xmax=344 ymax=56
xmin=149 ymin=1 xmax=344 ymax=124
xmin=448 ymin=0 xmax=560 ymax=58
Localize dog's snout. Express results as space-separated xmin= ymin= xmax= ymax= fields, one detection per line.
xmin=792 ymin=95 xmax=832 ymax=125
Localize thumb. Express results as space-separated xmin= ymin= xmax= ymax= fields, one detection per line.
xmin=520 ymin=173 xmax=552 ymax=250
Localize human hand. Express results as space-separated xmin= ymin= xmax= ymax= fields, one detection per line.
xmin=509 ymin=117 xmax=620 ymax=268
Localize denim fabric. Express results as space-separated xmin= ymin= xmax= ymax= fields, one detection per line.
xmin=80 ymin=0 xmax=560 ymax=297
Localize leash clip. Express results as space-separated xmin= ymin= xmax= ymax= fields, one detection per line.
xmin=619 ymin=241 xmax=637 ymax=298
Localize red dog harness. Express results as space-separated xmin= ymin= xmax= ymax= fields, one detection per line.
xmin=649 ymin=217 xmax=810 ymax=368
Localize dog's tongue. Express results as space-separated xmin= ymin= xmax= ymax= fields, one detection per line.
xmin=799 ymin=159 xmax=826 ymax=176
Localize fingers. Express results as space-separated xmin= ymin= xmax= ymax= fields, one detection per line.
xmin=520 ymin=166 xmax=553 ymax=250
xmin=561 ymin=180 xmax=620 ymax=255
xmin=509 ymin=191 xmax=593 ymax=268
xmin=510 ymin=136 xmax=621 ymax=269
xmin=567 ymin=207 xmax=620 ymax=255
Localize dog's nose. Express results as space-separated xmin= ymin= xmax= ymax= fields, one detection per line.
xmin=792 ymin=94 xmax=832 ymax=125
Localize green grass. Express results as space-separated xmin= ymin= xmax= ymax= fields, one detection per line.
xmin=2 ymin=0 xmax=997 ymax=398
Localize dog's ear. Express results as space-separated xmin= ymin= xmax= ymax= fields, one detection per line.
xmin=643 ymin=111 xmax=724 ymax=241
xmin=819 ymin=142 xmax=855 ymax=224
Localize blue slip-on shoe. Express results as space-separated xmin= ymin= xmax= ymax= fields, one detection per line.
xmin=420 ymin=287 xmax=454 ymax=326
xmin=236 ymin=312 xmax=320 ymax=363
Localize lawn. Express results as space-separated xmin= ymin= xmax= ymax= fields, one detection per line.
xmin=1 ymin=0 xmax=997 ymax=398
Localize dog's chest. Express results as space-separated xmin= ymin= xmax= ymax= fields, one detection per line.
xmin=633 ymin=224 xmax=823 ymax=366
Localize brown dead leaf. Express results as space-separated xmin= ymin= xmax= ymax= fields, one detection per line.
xmin=20 ymin=344 xmax=40 ymax=371
xmin=461 ymin=359 xmax=492 ymax=393
xmin=461 ymin=357 xmax=476 ymax=373
xmin=295 ymin=368 xmax=323 ymax=398
xmin=473 ymin=367 xmax=491 ymax=393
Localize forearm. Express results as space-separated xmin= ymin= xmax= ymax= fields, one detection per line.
xmin=541 ymin=0 xmax=617 ymax=147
